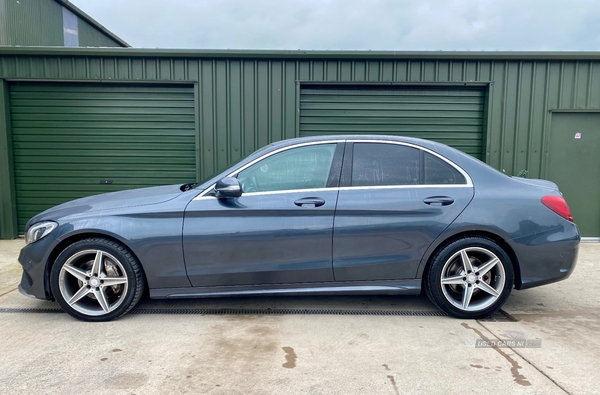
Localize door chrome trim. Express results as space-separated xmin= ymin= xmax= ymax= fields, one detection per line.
xmin=194 ymin=187 xmax=339 ymax=200
xmin=149 ymin=279 xmax=422 ymax=299
xmin=165 ymin=286 xmax=418 ymax=298
xmin=194 ymin=184 xmax=473 ymax=201
xmin=338 ymin=184 xmax=473 ymax=191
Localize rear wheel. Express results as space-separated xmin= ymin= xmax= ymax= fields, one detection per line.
xmin=50 ymin=238 xmax=145 ymax=322
xmin=425 ymin=237 xmax=514 ymax=319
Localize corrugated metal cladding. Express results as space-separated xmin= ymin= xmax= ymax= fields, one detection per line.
xmin=0 ymin=0 xmax=124 ymax=47
xmin=300 ymin=86 xmax=485 ymax=159
xmin=1 ymin=50 xmax=600 ymax=238
xmin=9 ymin=82 xmax=196 ymax=231
xmin=0 ymin=0 xmax=64 ymax=46
xmin=2 ymin=55 xmax=598 ymax=179
xmin=78 ymin=18 xmax=124 ymax=48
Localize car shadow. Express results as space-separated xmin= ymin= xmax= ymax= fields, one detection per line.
xmin=135 ymin=294 xmax=439 ymax=312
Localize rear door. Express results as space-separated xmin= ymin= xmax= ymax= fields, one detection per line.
xmin=332 ymin=141 xmax=474 ymax=281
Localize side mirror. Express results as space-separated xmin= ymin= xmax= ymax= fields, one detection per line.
xmin=215 ymin=177 xmax=242 ymax=198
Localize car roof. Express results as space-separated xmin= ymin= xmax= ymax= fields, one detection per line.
xmin=268 ymin=134 xmax=439 ymax=151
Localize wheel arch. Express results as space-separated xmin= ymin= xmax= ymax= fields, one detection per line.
xmin=44 ymin=231 xmax=147 ymax=300
xmin=418 ymin=229 xmax=522 ymax=289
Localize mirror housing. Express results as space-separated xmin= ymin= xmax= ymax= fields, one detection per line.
xmin=215 ymin=177 xmax=242 ymax=198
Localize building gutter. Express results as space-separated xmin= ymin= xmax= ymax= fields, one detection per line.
xmin=1 ymin=47 xmax=600 ymax=60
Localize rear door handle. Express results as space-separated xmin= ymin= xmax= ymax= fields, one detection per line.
xmin=423 ymin=196 xmax=454 ymax=206
xmin=294 ymin=197 xmax=326 ymax=208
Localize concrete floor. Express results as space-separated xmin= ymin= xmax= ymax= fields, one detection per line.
xmin=0 ymin=239 xmax=598 ymax=395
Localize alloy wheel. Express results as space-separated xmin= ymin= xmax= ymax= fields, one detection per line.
xmin=57 ymin=249 xmax=129 ymax=316
xmin=439 ymin=247 xmax=505 ymax=312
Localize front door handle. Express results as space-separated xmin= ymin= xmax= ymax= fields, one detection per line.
xmin=423 ymin=196 xmax=454 ymax=206
xmin=294 ymin=197 xmax=326 ymax=208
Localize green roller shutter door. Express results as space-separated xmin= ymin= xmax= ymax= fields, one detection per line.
xmin=10 ymin=83 xmax=196 ymax=232
xmin=299 ymin=86 xmax=485 ymax=158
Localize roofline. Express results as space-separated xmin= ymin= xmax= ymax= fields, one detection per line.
xmin=0 ymin=47 xmax=599 ymax=60
xmin=55 ymin=0 xmax=130 ymax=48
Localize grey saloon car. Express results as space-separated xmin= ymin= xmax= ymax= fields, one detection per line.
xmin=18 ymin=135 xmax=579 ymax=321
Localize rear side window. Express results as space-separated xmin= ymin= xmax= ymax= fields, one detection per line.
xmin=350 ymin=143 xmax=468 ymax=187
xmin=352 ymin=143 xmax=420 ymax=186
xmin=424 ymin=152 xmax=466 ymax=185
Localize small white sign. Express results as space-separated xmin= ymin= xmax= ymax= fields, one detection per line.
xmin=575 ymin=132 xmax=582 ymax=139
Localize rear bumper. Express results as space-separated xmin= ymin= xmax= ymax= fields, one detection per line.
xmin=511 ymin=221 xmax=580 ymax=290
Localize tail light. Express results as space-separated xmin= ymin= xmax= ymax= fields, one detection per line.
xmin=541 ymin=196 xmax=573 ymax=222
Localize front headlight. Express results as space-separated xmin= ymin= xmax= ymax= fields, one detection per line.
xmin=25 ymin=221 xmax=58 ymax=245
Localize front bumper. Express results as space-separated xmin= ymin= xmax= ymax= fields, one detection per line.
xmin=17 ymin=235 xmax=57 ymax=300
xmin=511 ymin=221 xmax=580 ymax=290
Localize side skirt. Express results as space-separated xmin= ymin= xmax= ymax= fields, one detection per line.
xmin=149 ymin=279 xmax=422 ymax=299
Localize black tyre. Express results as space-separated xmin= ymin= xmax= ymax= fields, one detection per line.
xmin=50 ymin=238 xmax=145 ymax=322
xmin=425 ymin=236 xmax=514 ymax=319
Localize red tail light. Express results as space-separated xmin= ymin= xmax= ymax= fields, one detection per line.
xmin=541 ymin=196 xmax=573 ymax=222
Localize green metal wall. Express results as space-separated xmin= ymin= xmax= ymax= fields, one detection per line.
xmin=0 ymin=0 xmax=124 ymax=47
xmin=0 ymin=0 xmax=63 ymax=46
xmin=0 ymin=54 xmax=592 ymax=179
xmin=0 ymin=80 xmax=17 ymax=238
xmin=78 ymin=18 xmax=123 ymax=48
xmin=1 ymin=49 xmax=600 ymax=238
xmin=299 ymin=86 xmax=486 ymax=158
xmin=9 ymin=82 xmax=196 ymax=232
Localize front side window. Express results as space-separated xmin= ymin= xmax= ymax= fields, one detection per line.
xmin=352 ymin=143 xmax=420 ymax=186
xmin=237 ymin=144 xmax=337 ymax=193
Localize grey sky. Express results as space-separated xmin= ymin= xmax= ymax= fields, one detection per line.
xmin=70 ymin=0 xmax=600 ymax=50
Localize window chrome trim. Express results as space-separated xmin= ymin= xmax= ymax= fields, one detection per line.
xmin=339 ymin=184 xmax=472 ymax=191
xmin=194 ymin=138 xmax=473 ymax=200
xmin=195 ymin=184 xmax=472 ymax=200
xmin=233 ymin=187 xmax=339 ymax=197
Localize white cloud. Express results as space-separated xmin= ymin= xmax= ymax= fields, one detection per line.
xmin=71 ymin=0 xmax=600 ymax=50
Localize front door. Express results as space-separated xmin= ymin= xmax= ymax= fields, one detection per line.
xmin=546 ymin=113 xmax=600 ymax=237
xmin=183 ymin=142 xmax=343 ymax=287
xmin=333 ymin=142 xmax=474 ymax=281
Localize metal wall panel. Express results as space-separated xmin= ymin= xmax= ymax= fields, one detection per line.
xmin=9 ymin=82 xmax=196 ymax=232
xmin=0 ymin=56 xmax=598 ymax=179
xmin=1 ymin=52 xmax=600 ymax=237
xmin=0 ymin=0 xmax=124 ymax=47
xmin=0 ymin=0 xmax=63 ymax=46
xmin=299 ymin=86 xmax=485 ymax=159
xmin=78 ymin=17 xmax=123 ymax=48
xmin=0 ymin=80 xmax=17 ymax=239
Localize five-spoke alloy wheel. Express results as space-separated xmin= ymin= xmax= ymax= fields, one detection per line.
xmin=51 ymin=238 xmax=145 ymax=322
xmin=425 ymin=237 xmax=514 ymax=319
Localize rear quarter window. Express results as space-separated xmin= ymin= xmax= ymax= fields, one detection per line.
xmin=424 ymin=152 xmax=466 ymax=185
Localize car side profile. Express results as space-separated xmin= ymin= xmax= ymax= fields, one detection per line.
xmin=18 ymin=135 xmax=580 ymax=321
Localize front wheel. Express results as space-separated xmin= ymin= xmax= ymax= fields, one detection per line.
xmin=50 ymin=238 xmax=145 ymax=322
xmin=425 ymin=237 xmax=514 ymax=319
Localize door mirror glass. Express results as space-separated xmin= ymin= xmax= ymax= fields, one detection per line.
xmin=215 ymin=177 xmax=242 ymax=198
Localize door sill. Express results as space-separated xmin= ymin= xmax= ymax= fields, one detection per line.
xmin=150 ymin=279 xmax=421 ymax=299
